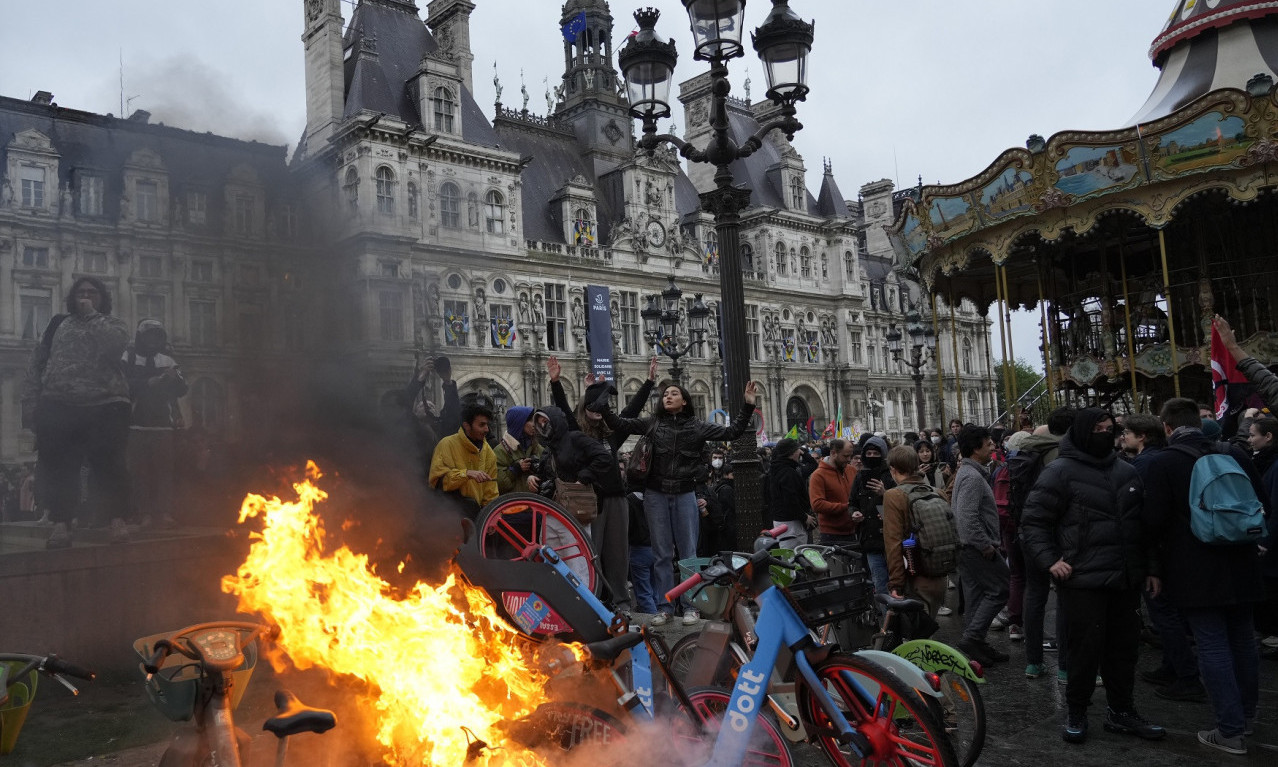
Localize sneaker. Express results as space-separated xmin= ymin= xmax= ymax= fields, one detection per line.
xmin=937 ymin=606 xmax=953 ymax=616
xmin=956 ymin=638 xmax=996 ymax=667
xmin=109 ymin=518 xmax=130 ymax=544
xmin=1062 ymin=714 xmax=1088 ymax=744
xmin=1262 ymin=636 xmax=1278 ymax=649
xmin=1154 ymin=678 xmax=1206 ymax=702
xmin=1008 ymin=624 xmax=1024 ymax=641
xmin=681 ymin=609 xmax=701 ymax=626
xmin=977 ymin=640 xmax=1010 ymax=663
xmin=649 ymin=612 xmax=671 ymax=627
xmin=1139 ymin=666 xmax=1177 ymax=686
xmin=1103 ymin=708 xmax=1166 ymax=740
xmin=36 ymin=510 xmax=52 ymax=526
xmin=46 ymin=522 xmax=71 ymax=550
xmin=948 ymin=578 xmax=957 ymax=590
xmin=1025 ymin=664 xmax=1045 ymax=679
xmin=1197 ymin=728 xmax=1246 ymax=755
xmin=1042 ymin=638 xmax=1059 ymax=652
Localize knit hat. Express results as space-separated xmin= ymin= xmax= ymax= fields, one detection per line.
xmin=775 ymin=438 xmax=801 ymax=460
xmin=1201 ymin=418 xmax=1223 ymax=439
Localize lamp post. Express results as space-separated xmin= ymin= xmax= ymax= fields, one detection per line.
xmin=641 ymin=276 xmax=709 ymax=383
xmin=886 ymin=308 xmax=938 ymax=431
xmin=619 ymin=0 xmax=814 ymax=549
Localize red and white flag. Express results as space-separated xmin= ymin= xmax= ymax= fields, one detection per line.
xmin=1211 ymin=324 xmax=1248 ymax=419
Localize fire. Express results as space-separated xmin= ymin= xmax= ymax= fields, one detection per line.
xmin=221 ymin=462 xmax=557 ymax=765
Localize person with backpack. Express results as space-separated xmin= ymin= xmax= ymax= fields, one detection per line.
xmin=883 ymin=445 xmax=958 ymax=617
xmin=20 ymin=277 xmax=131 ymax=549
xmin=1141 ymin=397 xmax=1268 ymax=755
xmin=1022 ymin=408 xmax=1165 ymax=746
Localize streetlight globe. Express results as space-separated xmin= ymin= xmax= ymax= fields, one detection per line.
xmin=751 ymin=0 xmax=814 ymax=105
xmin=619 ymin=8 xmax=679 ymax=121
xmin=683 ymin=0 xmax=747 ymax=62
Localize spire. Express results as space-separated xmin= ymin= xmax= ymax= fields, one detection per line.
xmin=816 ymin=160 xmax=849 ymax=218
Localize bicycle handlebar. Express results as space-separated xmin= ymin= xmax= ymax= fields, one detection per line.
xmin=43 ymin=655 xmax=96 ymax=682
xmin=665 ymin=572 xmax=702 ymax=604
xmin=761 ymin=524 xmax=788 ymax=538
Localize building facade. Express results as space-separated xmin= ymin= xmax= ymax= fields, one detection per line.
xmin=0 ymin=0 xmax=997 ymax=465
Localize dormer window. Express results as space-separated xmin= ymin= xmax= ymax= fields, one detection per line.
xmin=20 ymin=166 xmax=46 ymax=208
xmin=136 ymin=180 xmax=160 ymax=222
xmin=789 ymin=176 xmax=804 ymax=209
xmin=573 ymin=207 xmax=594 ymax=245
xmin=433 ymin=87 xmax=456 ymax=133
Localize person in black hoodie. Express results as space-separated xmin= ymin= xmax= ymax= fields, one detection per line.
xmin=1021 ymin=408 xmax=1164 ymax=745
xmin=596 ymin=381 xmax=758 ymax=625
xmin=767 ymin=438 xmax=812 ymax=548
xmin=849 ymin=435 xmax=894 ymax=594
xmin=531 ymin=406 xmax=631 ymax=613
xmin=1141 ymin=398 xmax=1267 ymax=755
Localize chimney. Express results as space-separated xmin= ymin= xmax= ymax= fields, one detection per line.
xmin=128 ymin=109 xmax=152 ymax=124
xmin=31 ymin=91 xmax=54 ymax=105
xmin=426 ymin=0 xmax=476 ymax=94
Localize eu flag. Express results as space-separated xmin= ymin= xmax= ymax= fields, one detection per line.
xmin=561 ymin=11 xmax=587 ymax=42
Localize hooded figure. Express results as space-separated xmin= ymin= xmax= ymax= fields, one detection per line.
xmin=493 ymin=405 xmax=545 ymax=495
xmin=849 ymin=435 xmax=894 ymax=552
xmin=123 ymin=319 xmax=188 ymax=532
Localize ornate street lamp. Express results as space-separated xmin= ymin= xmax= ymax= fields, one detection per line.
xmin=888 ymin=307 xmax=936 ymax=432
xmin=619 ymin=0 xmax=814 ymax=549
xmin=643 ymin=276 xmax=708 ymax=383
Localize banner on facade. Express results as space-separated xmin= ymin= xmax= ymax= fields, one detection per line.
xmin=584 ymin=285 xmax=615 ymax=381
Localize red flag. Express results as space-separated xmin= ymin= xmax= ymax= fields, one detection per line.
xmin=1211 ymin=324 xmax=1248 ymax=419
xmin=821 ymin=420 xmax=835 ymax=438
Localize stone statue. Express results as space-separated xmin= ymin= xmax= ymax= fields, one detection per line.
xmin=426 ymin=283 xmax=440 ymax=317
xmin=743 ymin=75 xmax=751 ymax=102
xmin=544 ymin=76 xmax=553 ymax=114
xmin=493 ymin=62 xmax=502 ymax=104
xmin=571 ymin=296 xmax=586 ymax=329
xmin=532 ymin=293 xmax=545 ymax=326
xmin=473 ymin=287 xmax=488 ymax=333
xmin=520 ymin=69 xmax=529 ymax=112
xmin=517 ymin=292 xmax=531 ymax=325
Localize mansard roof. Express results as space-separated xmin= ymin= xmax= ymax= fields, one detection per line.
xmin=342 ymin=0 xmax=499 ymax=147
xmin=815 ymin=162 xmax=850 ymax=218
xmin=723 ymin=105 xmax=817 ymax=215
xmin=0 ymin=95 xmax=295 ymax=219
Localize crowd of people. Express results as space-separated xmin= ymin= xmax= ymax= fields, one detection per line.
xmin=14 ymin=283 xmax=1277 ymax=756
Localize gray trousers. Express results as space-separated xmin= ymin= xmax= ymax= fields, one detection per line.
xmin=959 ymin=546 xmax=1010 ymax=643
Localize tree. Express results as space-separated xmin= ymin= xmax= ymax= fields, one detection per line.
xmin=994 ymin=358 xmax=1049 ymax=428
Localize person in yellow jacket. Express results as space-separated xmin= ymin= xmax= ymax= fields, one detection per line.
xmin=429 ymin=402 xmax=499 ymax=514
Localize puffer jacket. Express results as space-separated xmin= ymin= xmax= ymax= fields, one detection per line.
xmin=603 ymin=398 xmax=755 ymax=495
xmin=537 ymin=407 xmax=624 ymax=498
xmin=1020 ymin=433 xmax=1153 ymax=591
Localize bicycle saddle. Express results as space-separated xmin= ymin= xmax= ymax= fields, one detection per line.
xmin=874 ymin=593 xmax=927 ymax=614
xmin=262 ymin=689 xmax=337 ymax=738
xmin=582 ymin=632 xmax=644 ymax=663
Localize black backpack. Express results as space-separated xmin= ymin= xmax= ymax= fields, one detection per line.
xmin=1006 ymin=449 xmax=1047 ymax=525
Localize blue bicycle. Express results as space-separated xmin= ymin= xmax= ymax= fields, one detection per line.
xmin=666 ymin=548 xmax=959 ymax=767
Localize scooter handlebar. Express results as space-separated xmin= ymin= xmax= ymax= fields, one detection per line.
xmin=44 ymin=655 xmax=96 ymax=682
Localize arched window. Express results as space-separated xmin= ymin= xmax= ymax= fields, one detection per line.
xmin=774 ymin=243 xmax=787 ymax=275
xmin=800 ymin=246 xmax=811 ymax=278
xmin=189 ymin=378 xmax=225 ymax=432
xmin=740 ymin=242 xmax=754 ymax=273
xmin=573 ymin=206 xmax=594 ymax=244
xmin=962 ymin=338 xmax=973 ymax=375
xmin=343 ymin=167 xmax=358 ymax=208
xmin=789 ymin=176 xmax=804 ymax=209
xmin=703 ymin=228 xmax=718 ymax=266
xmin=433 ymin=87 xmax=456 ymax=133
xmin=407 ymin=182 xmax=419 ymax=219
xmin=485 ymin=190 xmax=505 ymax=235
xmin=967 ymin=389 xmax=979 ymax=421
xmin=375 ymin=166 xmax=395 ymax=215
xmin=439 ymin=182 xmax=460 ymax=228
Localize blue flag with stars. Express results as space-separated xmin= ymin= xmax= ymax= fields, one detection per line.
xmin=561 ymin=11 xmax=587 ymax=42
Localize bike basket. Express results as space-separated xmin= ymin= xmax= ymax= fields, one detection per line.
xmin=769 ymin=549 xmax=796 ymax=588
xmin=132 ymin=634 xmax=258 ymax=722
xmin=0 ymin=662 xmax=38 ymax=754
xmin=783 ymin=572 xmax=874 ymax=628
xmin=677 ymin=558 xmax=732 ymax=616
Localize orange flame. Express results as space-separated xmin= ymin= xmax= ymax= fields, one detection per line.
xmin=221 ymin=462 xmax=557 ymax=765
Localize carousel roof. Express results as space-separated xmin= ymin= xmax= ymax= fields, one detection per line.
xmin=1132 ymin=0 xmax=1278 ymax=124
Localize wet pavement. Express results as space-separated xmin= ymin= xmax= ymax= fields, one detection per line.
xmin=5 ymin=581 xmax=1277 ymax=766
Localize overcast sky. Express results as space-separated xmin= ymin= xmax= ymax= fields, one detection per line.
xmin=2 ymin=0 xmax=1177 ymax=369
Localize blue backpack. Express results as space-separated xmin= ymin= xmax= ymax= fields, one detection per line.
xmin=1171 ymin=444 xmax=1265 ymax=545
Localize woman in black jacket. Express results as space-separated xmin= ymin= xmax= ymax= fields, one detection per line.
xmin=596 ymin=381 xmax=759 ymax=625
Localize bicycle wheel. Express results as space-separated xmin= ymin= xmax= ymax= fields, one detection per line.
xmin=937 ymin=672 xmax=985 ymax=767
xmin=667 ymin=632 xmax=738 ymax=687
xmin=796 ymin=653 xmax=958 ymax=767
xmin=674 ymin=686 xmax=795 ymax=767
xmin=475 ymin=493 xmax=599 ymax=595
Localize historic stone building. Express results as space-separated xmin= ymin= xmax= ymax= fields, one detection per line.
xmin=0 ymin=0 xmax=997 ymax=465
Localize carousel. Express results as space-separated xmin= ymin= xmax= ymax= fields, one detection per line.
xmin=891 ymin=0 xmax=1278 ymax=418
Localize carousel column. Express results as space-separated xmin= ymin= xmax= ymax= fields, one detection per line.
xmin=931 ymin=292 xmax=947 ymax=426
xmin=993 ymin=266 xmax=1012 ymax=420
xmin=1000 ymin=265 xmax=1018 ymax=404
xmin=949 ymin=289 xmax=964 ymax=420
xmin=1119 ymin=244 xmax=1140 ymax=407
xmin=1037 ymin=261 xmax=1056 ymax=409
xmin=1158 ymin=229 xmax=1182 ymax=397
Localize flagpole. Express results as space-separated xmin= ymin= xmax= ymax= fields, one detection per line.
xmin=1158 ymin=229 xmax=1182 ymax=397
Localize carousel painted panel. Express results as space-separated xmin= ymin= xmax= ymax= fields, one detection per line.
xmin=926 ymin=194 xmax=978 ymax=243
xmin=900 ymin=212 xmax=927 ymax=256
xmin=979 ymin=168 xmax=1036 ymax=221
xmin=1052 ymin=144 xmax=1142 ymax=201
xmin=1150 ymin=111 xmax=1252 ymax=177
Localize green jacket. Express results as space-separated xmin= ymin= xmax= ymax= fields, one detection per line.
xmin=494 ymin=434 xmax=547 ymax=495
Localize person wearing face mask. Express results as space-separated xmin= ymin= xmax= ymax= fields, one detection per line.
xmin=850 ymin=435 xmax=894 ymax=594
xmin=1021 ymin=408 xmax=1164 ymax=745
